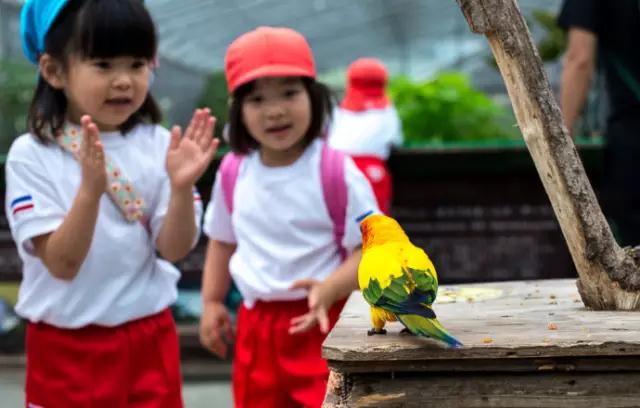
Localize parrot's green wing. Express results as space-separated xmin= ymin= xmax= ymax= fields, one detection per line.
xmin=411 ymin=266 xmax=438 ymax=299
xmin=362 ymin=266 xmax=438 ymax=319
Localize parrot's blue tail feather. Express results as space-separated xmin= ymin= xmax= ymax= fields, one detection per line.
xmin=397 ymin=314 xmax=463 ymax=348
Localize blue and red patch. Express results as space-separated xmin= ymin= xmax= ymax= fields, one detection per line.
xmin=11 ymin=195 xmax=34 ymax=216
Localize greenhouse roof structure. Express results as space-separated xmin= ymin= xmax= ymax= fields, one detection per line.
xmin=147 ymin=0 xmax=560 ymax=79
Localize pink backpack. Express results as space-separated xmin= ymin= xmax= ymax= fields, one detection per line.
xmin=219 ymin=142 xmax=348 ymax=260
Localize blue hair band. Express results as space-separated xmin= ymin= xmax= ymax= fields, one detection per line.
xmin=20 ymin=0 xmax=71 ymax=64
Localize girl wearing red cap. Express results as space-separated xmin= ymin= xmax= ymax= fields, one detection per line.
xmin=8 ymin=0 xmax=218 ymax=406
xmin=199 ymin=27 xmax=379 ymax=408
xmin=328 ymin=58 xmax=403 ymax=214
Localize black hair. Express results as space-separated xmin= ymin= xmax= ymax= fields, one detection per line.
xmin=26 ymin=0 xmax=161 ymax=142
xmin=227 ymin=77 xmax=333 ymax=154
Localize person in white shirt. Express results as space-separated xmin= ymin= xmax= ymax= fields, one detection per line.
xmin=8 ymin=0 xmax=218 ymax=406
xmin=329 ymin=58 xmax=403 ymax=214
xmin=199 ymin=27 xmax=379 ymax=408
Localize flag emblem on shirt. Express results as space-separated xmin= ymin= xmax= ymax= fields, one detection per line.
xmin=356 ymin=209 xmax=374 ymax=223
xmin=11 ymin=195 xmax=34 ymax=215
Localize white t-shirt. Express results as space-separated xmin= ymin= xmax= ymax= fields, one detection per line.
xmin=203 ymin=139 xmax=378 ymax=308
xmin=328 ymin=106 xmax=403 ymax=159
xmin=5 ymin=124 xmax=202 ymax=328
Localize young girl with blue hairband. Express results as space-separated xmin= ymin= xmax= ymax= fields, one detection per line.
xmin=7 ymin=0 xmax=218 ymax=406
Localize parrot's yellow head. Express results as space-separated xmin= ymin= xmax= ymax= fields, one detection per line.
xmin=360 ymin=214 xmax=409 ymax=250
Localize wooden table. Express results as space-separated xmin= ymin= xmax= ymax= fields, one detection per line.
xmin=322 ymin=279 xmax=640 ymax=407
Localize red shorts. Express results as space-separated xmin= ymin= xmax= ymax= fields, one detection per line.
xmin=352 ymin=156 xmax=392 ymax=214
xmin=233 ymin=299 xmax=344 ymax=408
xmin=25 ymin=308 xmax=183 ymax=408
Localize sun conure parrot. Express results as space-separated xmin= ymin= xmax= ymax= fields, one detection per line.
xmin=358 ymin=213 xmax=463 ymax=348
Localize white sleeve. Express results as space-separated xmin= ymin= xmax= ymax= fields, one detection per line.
xmin=202 ymin=170 xmax=236 ymax=243
xmin=342 ymin=156 xmax=380 ymax=250
xmin=5 ymin=157 xmax=66 ymax=255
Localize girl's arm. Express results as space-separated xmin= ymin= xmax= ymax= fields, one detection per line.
xmin=33 ymin=116 xmax=106 ymax=281
xmin=156 ymin=109 xmax=218 ymax=261
xmin=32 ymin=187 xmax=101 ymax=281
xmin=154 ymin=186 xmax=198 ymax=261
xmin=317 ymin=248 xmax=361 ymax=303
xmin=201 ymin=239 xmax=235 ymax=304
xmin=289 ymin=154 xmax=377 ymax=334
xmin=199 ymin=239 xmax=236 ymax=358
xmin=289 ymin=248 xmax=362 ymax=334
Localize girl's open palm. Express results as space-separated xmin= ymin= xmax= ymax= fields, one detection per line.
xmin=166 ymin=108 xmax=219 ymax=190
xmin=78 ymin=115 xmax=107 ymax=198
xmin=289 ymin=278 xmax=333 ymax=335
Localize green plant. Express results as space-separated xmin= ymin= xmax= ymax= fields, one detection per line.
xmin=486 ymin=9 xmax=566 ymax=69
xmin=389 ymin=72 xmax=518 ymax=145
xmin=197 ymin=71 xmax=228 ymax=142
xmin=532 ymin=9 xmax=566 ymax=62
xmin=0 ymin=59 xmax=37 ymax=153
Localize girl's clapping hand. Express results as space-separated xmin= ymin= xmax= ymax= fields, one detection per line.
xmin=166 ymin=108 xmax=220 ymax=191
xmin=78 ymin=115 xmax=107 ymax=198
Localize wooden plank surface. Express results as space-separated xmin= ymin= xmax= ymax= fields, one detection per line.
xmin=323 ymin=371 xmax=640 ymax=408
xmin=323 ymin=279 xmax=640 ymax=364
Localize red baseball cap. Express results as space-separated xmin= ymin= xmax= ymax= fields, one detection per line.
xmin=341 ymin=58 xmax=390 ymax=112
xmin=224 ymin=26 xmax=316 ymax=93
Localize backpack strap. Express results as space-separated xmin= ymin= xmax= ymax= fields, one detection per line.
xmin=219 ymin=152 xmax=244 ymax=214
xmin=320 ymin=142 xmax=348 ymax=260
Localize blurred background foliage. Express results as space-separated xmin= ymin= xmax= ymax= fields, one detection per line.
xmin=486 ymin=9 xmax=566 ymax=68
xmin=389 ymin=72 xmax=519 ymax=145
xmin=532 ymin=9 xmax=566 ymax=62
xmin=0 ymin=59 xmax=36 ymax=153
xmin=197 ymin=71 xmax=229 ymax=144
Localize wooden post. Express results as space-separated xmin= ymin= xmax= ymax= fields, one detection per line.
xmin=455 ymin=0 xmax=640 ymax=310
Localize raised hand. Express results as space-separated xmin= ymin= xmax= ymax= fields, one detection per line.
xmin=78 ymin=115 xmax=107 ymax=198
xmin=166 ymin=108 xmax=220 ymax=191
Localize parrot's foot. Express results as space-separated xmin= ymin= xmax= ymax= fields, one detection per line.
xmin=400 ymin=328 xmax=414 ymax=336
xmin=367 ymin=328 xmax=387 ymax=336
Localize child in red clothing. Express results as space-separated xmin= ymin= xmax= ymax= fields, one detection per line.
xmin=10 ymin=0 xmax=218 ymax=406
xmin=328 ymin=58 xmax=403 ymax=214
xmin=199 ymin=27 xmax=379 ymax=408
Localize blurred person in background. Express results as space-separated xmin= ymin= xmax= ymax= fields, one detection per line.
xmin=328 ymin=58 xmax=403 ymax=214
xmin=558 ymin=0 xmax=640 ymax=247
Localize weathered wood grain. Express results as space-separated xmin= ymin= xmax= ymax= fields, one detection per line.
xmin=324 ymin=280 xmax=640 ymax=365
xmin=326 ymin=372 xmax=640 ymax=408
xmin=455 ymin=0 xmax=640 ymax=310
xmin=329 ymin=356 xmax=640 ymax=374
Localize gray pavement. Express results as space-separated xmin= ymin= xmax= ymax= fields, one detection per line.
xmin=0 ymin=367 xmax=233 ymax=407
